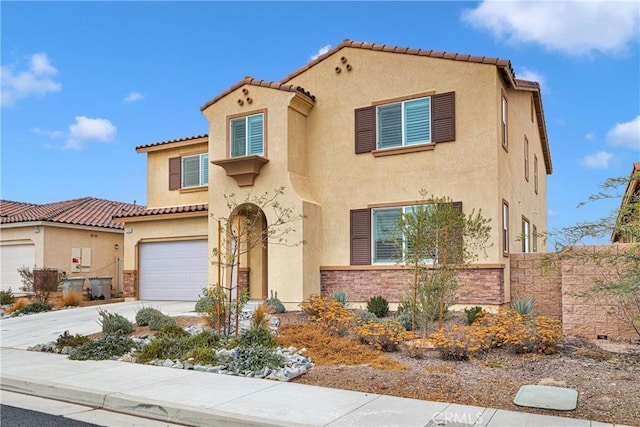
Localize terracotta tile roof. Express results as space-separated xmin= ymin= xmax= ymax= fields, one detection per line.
xmin=113 ymin=203 xmax=208 ymax=220
xmin=200 ymin=76 xmax=316 ymax=111
xmin=136 ymin=134 xmax=208 ymax=151
xmin=0 ymin=197 xmax=145 ymax=230
xmin=280 ymin=39 xmax=517 ymax=87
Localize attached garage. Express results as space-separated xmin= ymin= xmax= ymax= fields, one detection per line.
xmin=139 ymin=240 xmax=208 ymax=301
xmin=0 ymin=244 xmax=35 ymax=293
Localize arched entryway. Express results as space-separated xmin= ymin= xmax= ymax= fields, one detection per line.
xmin=228 ymin=203 xmax=268 ymax=300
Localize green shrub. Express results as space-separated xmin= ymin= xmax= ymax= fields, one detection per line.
xmin=155 ymin=323 xmax=188 ymax=340
xmin=135 ymin=329 xmax=223 ymax=364
xmin=235 ymin=326 xmax=277 ymax=349
xmin=195 ymin=288 xmax=217 ymax=313
xmin=396 ymin=312 xmax=415 ymax=331
xmin=183 ymin=346 xmax=219 ymax=365
xmin=0 ymin=288 xmax=15 ymax=305
xmin=14 ymin=301 xmax=53 ymax=315
xmin=222 ymin=345 xmax=286 ymax=374
xmin=367 ymin=295 xmax=389 ymax=317
xmin=148 ymin=313 xmax=176 ymax=331
xmin=69 ymin=334 xmax=140 ymax=360
xmin=356 ymin=310 xmax=378 ymax=324
xmin=135 ymin=307 xmax=163 ymax=326
xmin=511 ymin=297 xmax=536 ymax=317
xmin=265 ymin=295 xmax=286 ymax=314
xmin=330 ymin=290 xmax=350 ymax=308
xmin=98 ymin=309 xmax=134 ymax=336
xmin=55 ymin=330 xmax=91 ymax=350
xmin=464 ymin=306 xmax=485 ymax=325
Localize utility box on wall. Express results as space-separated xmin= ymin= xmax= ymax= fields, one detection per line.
xmin=71 ymin=247 xmax=91 ymax=273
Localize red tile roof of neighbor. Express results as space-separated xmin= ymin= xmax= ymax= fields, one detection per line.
xmin=113 ymin=203 xmax=208 ymax=220
xmin=0 ymin=197 xmax=145 ymax=230
xmin=135 ymin=134 xmax=208 ymax=151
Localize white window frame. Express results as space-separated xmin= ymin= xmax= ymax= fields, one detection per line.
xmin=502 ymin=201 xmax=509 ymax=254
xmin=376 ymin=97 xmax=431 ymax=150
xmin=181 ymin=153 xmax=208 ymax=188
xmin=230 ymin=113 xmax=264 ymax=157
xmin=522 ymin=217 xmax=530 ymax=253
xmin=501 ymin=95 xmax=508 ymax=149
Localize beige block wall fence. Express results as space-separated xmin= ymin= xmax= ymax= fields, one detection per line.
xmin=510 ymin=244 xmax=638 ymax=341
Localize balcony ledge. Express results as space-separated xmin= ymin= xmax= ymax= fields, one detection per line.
xmin=212 ymin=155 xmax=269 ymax=187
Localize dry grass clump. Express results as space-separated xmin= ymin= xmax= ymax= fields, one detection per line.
xmin=57 ymin=291 xmax=82 ymax=308
xmin=5 ymin=297 xmax=30 ymax=314
xmin=277 ymin=323 xmax=407 ymax=371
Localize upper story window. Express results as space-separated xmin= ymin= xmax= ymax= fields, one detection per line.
xmin=169 ymin=153 xmax=208 ymax=191
xmin=230 ymin=113 xmax=264 ymax=157
xmin=522 ymin=216 xmax=530 ymax=253
xmin=502 ymin=200 xmax=509 ymax=255
xmin=532 ymin=224 xmax=538 ymax=252
xmin=182 ymin=153 xmax=208 ymax=188
xmin=534 ymin=154 xmax=539 ymax=194
xmin=524 ymin=136 xmax=529 ymax=181
xmin=377 ymin=97 xmax=431 ymax=149
xmin=355 ymin=92 xmax=455 ymax=154
xmin=501 ymin=94 xmax=508 ymax=150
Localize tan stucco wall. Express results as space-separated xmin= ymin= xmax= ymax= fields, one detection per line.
xmin=1 ymin=224 xmax=123 ymax=292
xmin=145 ymin=141 xmax=209 ymax=209
xmin=200 ymin=47 xmax=549 ymax=305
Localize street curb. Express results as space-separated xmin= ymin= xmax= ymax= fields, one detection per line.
xmin=0 ymin=375 xmax=301 ymax=427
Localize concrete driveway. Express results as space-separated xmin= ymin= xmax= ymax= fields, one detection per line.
xmin=1 ymin=301 xmax=196 ymax=350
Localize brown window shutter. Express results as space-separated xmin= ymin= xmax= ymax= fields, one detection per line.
xmin=169 ymin=157 xmax=181 ymax=190
xmin=350 ymin=208 xmax=371 ymax=265
xmin=432 ymin=92 xmax=455 ymax=143
xmin=355 ymin=106 xmax=376 ymax=154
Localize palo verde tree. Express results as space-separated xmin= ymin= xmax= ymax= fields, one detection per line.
xmin=206 ymin=187 xmax=304 ymax=335
xmin=550 ymin=171 xmax=640 ymax=337
xmin=396 ymin=190 xmax=491 ymax=335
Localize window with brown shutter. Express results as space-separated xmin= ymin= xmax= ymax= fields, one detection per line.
xmin=432 ymin=92 xmax=456 ymax=143
xmin=350 ymin=208 xmax=371 ymax=265
xmin=354 ymin=106 xmax=376 ymax=154
xmin=169 ymin=157 xmax=181 ymax=190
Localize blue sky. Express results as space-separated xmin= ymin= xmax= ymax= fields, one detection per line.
xmin=1 ymin=1 xmax=639 ymax=246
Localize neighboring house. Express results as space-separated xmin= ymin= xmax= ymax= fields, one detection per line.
xmin=117 ymin=39 xmax=552 ymax=308
xmin=0 ymin=197 xmax=144 ymax=295
xmin=612 ymin=161 xmax=640 ymax=244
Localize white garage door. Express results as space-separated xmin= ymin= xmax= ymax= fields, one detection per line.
xmin=0 ymin=244 xmax=35 ymax=293
xmin=139 ymin=240 xmax=207 ymax=301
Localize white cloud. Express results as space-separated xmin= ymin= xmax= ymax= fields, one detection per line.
xmin=31 ymin=127 xmax=64 ymax=139
xmin=461 ymin=1 xmax=640 ymax=55
xmin=310 ymin=44 xmax=332 ymax=61
xmin=582 ymin=151 xmax=614 ymax=169
xmin=65 ymin=116 xmax=116 ymax=150
xmin=1 ymin=53 xmax=61 ymax=107
xmin=123 ymin=91 xmax=144 ymax=103
xmin=606 ymin=115 xmax=640 ymax=149
xmin=584 ymin=132 xmax=596 ymax=142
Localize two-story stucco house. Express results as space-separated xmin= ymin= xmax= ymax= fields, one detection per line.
xmin=116 ymin=40 xmax=551 ymax=308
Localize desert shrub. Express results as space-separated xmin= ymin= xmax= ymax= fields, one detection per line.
xmin=155 ymin=323 xmax=188 ymax=340
xmin=13 ymin=301 xmax=53 ymax=316
xmin=396 ymin=312 xmax=414 ymax=331
xmin=330 ymin=290 xmax=350 ymax=308
xmin=464 ymin=306 xmax=485 ymax=325
xmin=366 ymin=295 xmax=389 ymax=317
xmin=148 ymin=313 xmax=176 ymax=331
xmin=18 ymin=267 xmax=61 ymax=303
xmin=0 ymin=288 xmax=15 ymax=305
xmin=98 ymin=309 xmax=134 ymax=336
xmin=299 ymin=293 xmax=354 ymax=335
xmin=6 ymin=297 xmax=29 ymax=314
xmin=265 ymin=291 xmax=286 ymax=314
xmin=69 ymin=334 xmax=140 ymax=360
xmin=356 ymin=310 xmax=378 ymax=324
xmin=60 ymin=290 xmax=82 ymax=307
xmin=251 ymin=303 xmax=270 ymax=329
xmin=235 ymin=325 xmax=278 ymax=349
xmin=428 ymin=324 xmax=491 ymax=360
xmin=183 ymin=346 xmax=219 ymax=365
xmin=511 ymin=297 xmax=536 ymax=317
xmin=277 ymin=323 xmax=407 ymax=370
xmin=195 ymin=286 xmax=249 ymax=336
xmin=221 ymin=345 xmax=286 ymax=374
xmin=135 ymin=306 xmax=163 ymax=326
xmin=354 ymin=319 xmax=409 ymax=352
xmin=195 ymin=288 xmax=217 ymax=313
xmin=55 ymin=330 xmax=91 ymax=350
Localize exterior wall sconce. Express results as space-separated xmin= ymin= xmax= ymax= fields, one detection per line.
xmin=34 ymin=226 xmax=40 ymax=234
xmin=114 ymin=244 xmax=120 ymax=250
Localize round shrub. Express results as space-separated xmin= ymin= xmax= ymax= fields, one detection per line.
xmin=265 ymin=297 xmax=286 ymax=314
xmin=356 ymin=310 xmax=378 ymax=324
xmin=367 ymin=295 xmax=389 ymax=317
xmin=148 ymin=313 xmax=177 ymax=331
xmin=98 ymin=310 xmax=134 ymax=336
xmin=135 ymin=307 xmax=163 ymax=326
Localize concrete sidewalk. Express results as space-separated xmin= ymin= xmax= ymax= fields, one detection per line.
xmin=0 ymin=302 xmax=627 ymax=427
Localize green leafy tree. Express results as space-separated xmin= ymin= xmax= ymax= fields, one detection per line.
xmin=396 ymin=190 xmax=491 ymax=335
